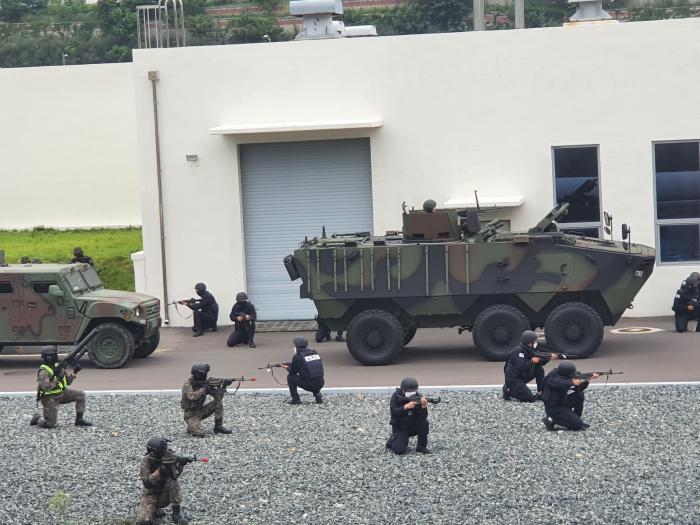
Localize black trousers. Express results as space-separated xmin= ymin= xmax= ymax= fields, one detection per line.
xmin=315 ymin=325 xmax=344 ymax=343
xmin=389 ymin=420 xmax=429 ymax=455
xmin=674 ymin=311 xmax=700 ymax=332
xmin=287 ymin=375 xmax=324 ymax=401
xmin=545 ymin=391 xmax=585 ymax=430
xmin=504 ymin=366 xmax=545 ymax=402
xmin=226 ymin=324 xmax=255 ymax=346
xmin=193 ymin=311 xmax=217 ymax=332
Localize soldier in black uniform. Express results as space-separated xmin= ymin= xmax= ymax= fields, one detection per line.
xmin=314 ymin=316 xmax=344 ymax=343
xmin=502 ymin=330 xmax=558 ymax=402
xmin=281 ymin=336 xmax=324 ymax=404
xmin=71 ymin=247 xmax=95 ymax=266
xmin=386 ymin=377 xmax=430 ymax=455
xmin=179 ymin=283 xmax=219 ymax=337
xmin=226 ymin=292 xmax=257 ymax=348
xmin=672 ymin=274 xmax=700 ymax=332
xmin=542 ymin=361 xmax=599 ymax=432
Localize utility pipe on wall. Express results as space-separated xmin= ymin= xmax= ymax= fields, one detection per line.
xmin=148 ymin=70 xmax=170 ymax=325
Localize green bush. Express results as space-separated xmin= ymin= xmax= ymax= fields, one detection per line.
xmin=0 ymin=227 xmax=143 ymax=291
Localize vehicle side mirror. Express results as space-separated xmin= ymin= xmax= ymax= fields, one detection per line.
xmin=621 ymin=224 xmax=630 ymax=240
xmin=48 ymin=285 xmax=64 ymax=298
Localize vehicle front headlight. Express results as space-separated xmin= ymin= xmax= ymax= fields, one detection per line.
xmin=135 ymin=307 xmax=142 ymax=318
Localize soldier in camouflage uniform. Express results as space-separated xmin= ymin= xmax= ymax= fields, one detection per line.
xmin=135 ymin=436 xmax=190 ymax=525
xmin=71 ymin=247 xmax=95 ymax=266
xmin=181 ymin=363 xmax=232 ymax=437
xmin=30 ymin=346 xmax=92 ymax=428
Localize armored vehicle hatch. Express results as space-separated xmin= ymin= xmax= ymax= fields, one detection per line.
xmin=0 ymin=260 xmax=161 ymax=368
xmin=284 ymin=198 xmax=655 ymax=365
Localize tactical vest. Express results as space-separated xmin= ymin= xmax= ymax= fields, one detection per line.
xmin=299 ymin=348 xmax=324 ymax=380
xmin=38 ymin=364 xmax=67 ymax=396
xmin=181 ymin=380 xmax=206 ymax=411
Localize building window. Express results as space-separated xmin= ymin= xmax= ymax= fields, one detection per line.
xmin=0 ymin=282 xmax=13 ymax=293
xmin=553 ymin=145 xmax=601 ymax=238
xmin=655 ymin=140 xmax=700 ymax=263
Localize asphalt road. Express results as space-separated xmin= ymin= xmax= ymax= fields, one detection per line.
xmin=1 ymin=317 xmax=698 ymax=392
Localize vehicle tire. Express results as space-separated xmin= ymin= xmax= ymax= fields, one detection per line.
xmin=472 ymin=304 xmax=530 ymax=361
xmin=134 ymin=330 xmax=160 ymax=359
xmin=544 ymin=302 xmax=603 ymax=358
xmin=403 ymin=326 xmax=417 ymax=346
xmin=87 ymin=323 xmax=136 ymax=368
xmin=347 ymin=309 xmax=404 ymax=365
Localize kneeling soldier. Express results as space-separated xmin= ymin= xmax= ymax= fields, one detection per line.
xmin=386 ymin=377 xmax=430 ymax=455
xmin=135 ymin=436 xmax=190 ymax=525
xmin=281 ymin=336 xmax=324 ymax=405
xmin=30 ymin=346 xmax=91 ymax=428
xmin=542 ymin=361 xmax=599 ymax=431
xmin=181 ymin=363 xmax=232 ymax=437
xmin=503 ymin=330 xmax=558 ymax=402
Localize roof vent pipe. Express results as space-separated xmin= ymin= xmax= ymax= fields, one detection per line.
xmin=566 ymin=0 xmax=615 ymax=24
xmin=291 ymin=0 xmax=377 ymax=39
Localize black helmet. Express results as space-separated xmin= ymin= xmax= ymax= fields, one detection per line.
xmin=690 ymin=272 xmax=700 ymax=279
xmin=687 ymin=277 xmax=700 ymax=288
xmin=194 ymin=282 xmax=206 ymax=292
xmin=521 ymin=330 xmax=538 ymax=346
xmin=557 ymin=361 xmax=576 ymax=378
xmin=423 ymin=199 xmax=437 ymax=213
xmin=73 ymin=247 xmax=83 ymax=256
xmin=293 ymin=336 xmax=308 ymax=349
xmin=191 ymin=363 xmax=210 ymax=378
xmin=40 ymin=345 xmax=58 ymax=364
xmin=236 ymin=292 xmax=248 ymax=302
xmin=146 ymin=436 xmax=169 ymax=458
xmin=400 ymin=377 xmax=419 ymax=392
xmin=20 ymin=256 xmax=30 ymax=264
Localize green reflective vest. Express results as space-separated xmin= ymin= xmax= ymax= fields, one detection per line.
xmin=39 ymin=364 xmax=67 ymax=396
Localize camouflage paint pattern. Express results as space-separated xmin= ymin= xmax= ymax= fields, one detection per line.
xmin=285 ymin=205 xmax=656 ymax=332
xmin=0 ymin=263 xmax=161 ymax=347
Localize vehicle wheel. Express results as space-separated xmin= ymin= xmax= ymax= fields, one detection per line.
xmin=472 ymin=304 xmax=530 ymax=361
xmin=544 ymin=302 xmax=603 ymax=358
xmin=134 ymin=330 xmax=160 ymax=359
xmin=87 ymin=323 xmax=135 ymax=368
xmin=347 ymin=309 xmax=404 ymax=365
xmin=403 ymin=326 xmax=417 ymax=346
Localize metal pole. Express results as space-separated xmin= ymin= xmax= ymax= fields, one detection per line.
xmin=515 ymin=0 xmax=525 ymax=29
xmin=474 ymin=0 xmax=485 ymax=31
xmin=148 ymin=71 xmax=170 ymax=325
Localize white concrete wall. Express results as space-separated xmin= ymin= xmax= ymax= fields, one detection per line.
xmin=0 ymin=63 xmax=141 ymax=229
xmin=132 ymin=19 xmax=700 ymax=324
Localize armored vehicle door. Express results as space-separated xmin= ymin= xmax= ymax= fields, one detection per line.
xmin=18 ymin=277 xmax=81 ymax=344
xmin=0 ymin=277 xmax=23 ymax=344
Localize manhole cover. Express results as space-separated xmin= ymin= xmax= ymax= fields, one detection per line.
xmin=2 ymin=370 xmax=34 ymax=376
xmin=610 ymin=327 xmax=663 ymax=334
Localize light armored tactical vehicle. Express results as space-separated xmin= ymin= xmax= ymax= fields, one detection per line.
xmin=284 ymin=199 xmax=655 ymax=365
xmin=0 ymin=252 xmax=161 ymax=368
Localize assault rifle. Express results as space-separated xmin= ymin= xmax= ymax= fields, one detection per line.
xmin=258 ymin=362 xmax=291 ymax=371
xmin=576 ymin=369 xmax=623 ymax=380
xmin=177 ymin=455 xmax=209 ymax=465
xmin=158 ymin=455 xmax=209 ymax=479
xmin=205 ymin=376 xmax=256 ymax=396
xmin=399 ymin=393 xmax=443 ymax=405
xmin=531 ymin=342 xmax=569 ymax=360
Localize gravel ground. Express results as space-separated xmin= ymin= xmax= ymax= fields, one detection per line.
xmin=2 ymin=386 xmax=699 ymax=525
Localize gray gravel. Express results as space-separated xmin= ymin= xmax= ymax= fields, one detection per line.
xmin=1 ymin=386 xmax=699 ymax=525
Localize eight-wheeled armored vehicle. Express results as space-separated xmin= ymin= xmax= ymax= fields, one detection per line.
xmin=284 ymin=200 xmax=655 ymax=365
xmin=0 ymin=254 xmax=161 ymax=368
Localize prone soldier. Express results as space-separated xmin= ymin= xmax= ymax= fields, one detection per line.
xmin=30 ymin=346 xmax=92 ymax=428
xmin=226 ymin=292 xmax=257 ymax=348
xmin=672 ymin=273 xmax=700 ymax=332
xmin=281 ymin=336 xmax=324 ymax=405
xmin=71 ymin=247 xmax=95 ymax=266
xmin=542 ymin=362 xmax=600 ymax=431
xmin=135 ymin=436 xmax=195 ymax=525
xmin=181 ymin=363 xmax=232 ymax=437
xmin=386 ymin=377 xmax=431 ymax=455
xmin=502 ymin=330 xmax=558 ymax=402
xmin=178 ymin=282 xmax=219 ymax=337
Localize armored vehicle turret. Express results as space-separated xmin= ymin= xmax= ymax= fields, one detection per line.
xmin=284 ymin=198 xmax=655 ymax=365
xmin=0 ymin=256 xmax=161 ymax=368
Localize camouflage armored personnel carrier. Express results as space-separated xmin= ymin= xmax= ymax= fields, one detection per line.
xmin=284 ymin=199 xmax=655 ymax=365
xmin=0 ymin=252 xmax=161 ymax=368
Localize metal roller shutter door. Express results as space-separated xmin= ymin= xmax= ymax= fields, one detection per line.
xmin=240 ymin=138 xmax=373 ymax=320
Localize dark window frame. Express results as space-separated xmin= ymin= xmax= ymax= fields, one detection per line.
xmin=0 ymin=282 xmax=14 ymax=293
xmin=653 ymin=139 xmax=700 ymax=265
xmin=551 ymin=144 xmax=602 ymax=238
xmin=31 ymin=282 xmax=57 ymax=294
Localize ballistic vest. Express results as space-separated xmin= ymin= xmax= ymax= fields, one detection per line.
xmin=299 ymin=348 xmax=324 ymax=380
xmin=38 ymin=364 xmax=68 ymax=396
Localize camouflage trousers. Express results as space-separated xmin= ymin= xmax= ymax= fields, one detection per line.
xmin=37 ymin=389 xmax=86 ymax=428
xmin=184 ymin=399 xmax=224 ymax=437
xmin=135 ymin=479 xmax=182 ymax=523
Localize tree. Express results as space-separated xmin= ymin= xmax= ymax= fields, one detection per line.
xmin=0 ymin=0 xmax=47 ymax=22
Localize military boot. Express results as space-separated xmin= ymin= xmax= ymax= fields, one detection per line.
xmin=214 ymin=418 xmax=232 ymax=434
xmin=542 ymin=416 xmax=555 ymax=431
xmin=30 ymin=413 xmax=40 ymax=426
xmin=314 ymin=392 xmax=323 ymax=404
xmin=171 ymin=505 xmax=190 ymax=525
xmin=75 ymin=413 xmax=93 ymax=427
